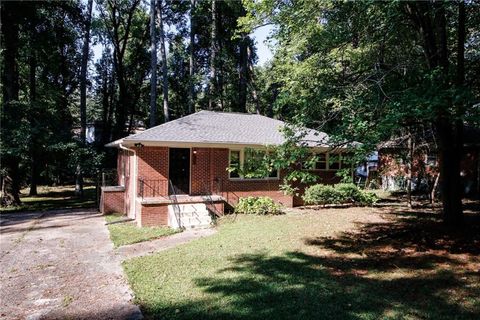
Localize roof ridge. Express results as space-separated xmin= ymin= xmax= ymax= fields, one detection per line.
xmin=124 ymin=111 xmax=201 ymax=140
xmin=196 ymin=110 xmax=268 ymax=116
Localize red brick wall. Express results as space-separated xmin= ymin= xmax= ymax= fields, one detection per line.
xmin=191 ymin=148 xmax=211 ymax=194
xmin=378 ymin=149 xmax=439 ymax=178
xmin=132 ymin=146 xmax=346 ymax=211
xmin=190 ymin=148 xmax=340 ymax=208
xmin=138 ymin=203 xmax=168 ymax=227
xmin=135 ymin=146 xmax=169 ymax=197
xmin=101 ymin=189 xmax=125 ymax=214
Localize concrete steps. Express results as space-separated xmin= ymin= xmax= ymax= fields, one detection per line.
xmin=168 ymin=203 xmax=212 ymax=229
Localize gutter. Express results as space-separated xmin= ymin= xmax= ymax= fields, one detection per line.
xmin=118 ymin=143 xmax=137 ymax=220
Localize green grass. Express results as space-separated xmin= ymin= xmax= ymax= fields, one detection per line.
xmin=105 ymin=214 xmax=178 ymax=248
xmin=123 ymin=209 xmax=480 ymax=320
xmin=0 ymin=185 xmax=97 ymax=213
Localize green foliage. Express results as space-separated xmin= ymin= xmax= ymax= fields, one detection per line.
xmin=234 ymin=196 xmax=283 ymax=215
xmin=336 ymin=169 xmax=354 ymax=183
xmin=303 ymin=183 xmax=378 ymax=206
xmin=303 ymin=185 xmax=343 ymax=205
xmin=356 ymin=190 xmax=378 ymax=206
xmin=47 ymin=142 xmax=104 ymax=184
xmin=335 ymin=183 xmax=362 ymax=202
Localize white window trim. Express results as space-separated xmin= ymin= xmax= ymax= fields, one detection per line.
xmin=307 ymin=153 xmax=343 ymax=171
xmin=228 ymin=148 xmax=280 ymax=181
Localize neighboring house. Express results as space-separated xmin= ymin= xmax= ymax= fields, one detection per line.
xmin=377 ymin=126 xmax=480 ymax=197
xmin=100 ymin=111 xmax=351 ymax=228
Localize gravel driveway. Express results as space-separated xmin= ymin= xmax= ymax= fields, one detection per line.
xmin=0 ymin=209 xmax=142 ymax=320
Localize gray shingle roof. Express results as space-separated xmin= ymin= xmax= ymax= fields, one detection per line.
xmin=113 ymin=111 xmax=333 ymax=147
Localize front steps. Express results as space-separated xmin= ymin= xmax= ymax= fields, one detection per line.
xmin=167 ymin=203 xmax=212 ymax=229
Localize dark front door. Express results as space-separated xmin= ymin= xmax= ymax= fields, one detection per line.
xmin=169 ymin=148 xmax=190 ymax=195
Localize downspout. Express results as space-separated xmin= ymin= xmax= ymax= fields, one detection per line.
xmin=119 ymin=143 xmax=137 ymax=219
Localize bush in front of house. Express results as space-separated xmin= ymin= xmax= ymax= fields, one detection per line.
xmin=235 ymin=196 xmax=283 ymax=215
xmin=303 ymin=183 xmax=378 ymax=206
xmin=302 ymin=185 xmax=343 ymax=205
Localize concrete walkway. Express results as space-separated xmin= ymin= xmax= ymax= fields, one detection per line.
xmin=117 ymin=228 xmax=217 ymax=260
xmin=0 ymin=209 xmax=142 ymax=320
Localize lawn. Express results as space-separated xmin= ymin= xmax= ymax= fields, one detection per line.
xmin=123 ymin=204 xmax=480 ymax=320
xmin=0 ymin=185 xmax=97 ymax=213
xmin=105 ymin=214 xmax=178 ymax=247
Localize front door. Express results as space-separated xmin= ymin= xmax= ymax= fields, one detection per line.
xmin=169 ymin=148 xmax=190 ymax=195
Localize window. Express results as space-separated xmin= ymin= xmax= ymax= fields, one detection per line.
xmin=228 ymin=148 xmax=279 ymax=180
xmin=229 ymin=150 xmax=241 ymax=178
xmin=303 ymin=152 xmax=350 ymax=171
xmin=315 ymin=153 xmax=327 ymax=170
xmin=329 ymin=154 xmax=341 ymax=170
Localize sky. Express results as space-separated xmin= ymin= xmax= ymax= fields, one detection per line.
xmin=251 ymin=25 xmax=274 ymax=66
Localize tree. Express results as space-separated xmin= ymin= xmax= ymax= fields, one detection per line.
xmin=98 ymin=0 xmax=144 ymax=139
xmin=76 ymin=0 xmax=94 ymax=196
xmin=208 ymin=0 xmax=218 ymax=110
xmin=188 ymin=0 xmax=196 ymax=114
xmin=240 ymin=0 xmax=479 ymax=225
xmin=158 ymin=0 xmax=170 ymax=122
xmin=1 ymin=1 xmax=22 ymax=204
xmin=150 ymin=0 xmax=158 ymax=127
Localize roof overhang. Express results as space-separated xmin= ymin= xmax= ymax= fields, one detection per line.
xmin=107 ymin=138 xmax=354 ymax=152
xmin=104 ymin=138 xmax=124 ymax=148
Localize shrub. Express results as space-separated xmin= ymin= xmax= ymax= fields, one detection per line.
xmin=335 ymin=183 xmax=362 ymax=202
xmin=303 ymin=184 xmax=343 ymax=205
xmin=235 ymin=196 xmax=283 ymax=215
xmin=357 ymin=191 xmax=378 ymax=206
xmin=303 ymin=183 xmax=378 ymax=206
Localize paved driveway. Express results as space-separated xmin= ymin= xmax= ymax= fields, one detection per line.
xmin=0 ymin=209 xmax=142 ymax=320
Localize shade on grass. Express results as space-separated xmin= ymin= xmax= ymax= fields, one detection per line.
xmin=123 ymin=209 xmax=480 ymax=320
xmin=0 ymin=185 xmax=96 ymax=213
xmin=105 ymin=214 xmax=178 ymax=247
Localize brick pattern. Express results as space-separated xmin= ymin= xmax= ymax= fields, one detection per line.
xmin=129 ymin=146 xmax=345 ymax=226
xmin=101 ymin=189 xmax=125 ymax=214
xmin=138 ymin=203 xmax=168 ymax=227
xmin=135 ymin=146 xmax=169 ymax=197
xmin=187 ymin=147 xmax=342 ymax=208
xmin=191 ymin=148 xmax=211 ymax=194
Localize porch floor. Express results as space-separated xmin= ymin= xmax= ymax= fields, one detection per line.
xmin=139 ymin=194 xmax=224 ymax=205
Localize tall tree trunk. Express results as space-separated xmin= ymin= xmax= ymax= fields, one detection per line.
xmin=208 ymin=0 xmax=217 ymax=110
xmin=247 ymin=46 xmax=261 ymax=114
xmin=76 ymin=0 xmax=93 ymax=197
xmin=149 ymin=0 xmax=158 ymax=126
xmin=439 ymin=0 xmax=466 ymax=224
xmin=188 ymin=0 xmax=196 ymax=114
xmin=104 ymin=0 xmax=140 ymax=139
xmin=1 ymin=3 xmax=21 ymax=205
xmin=238 ymin=34 xmax=248 ymax=113
xmin=437 ymin=2 xmax=463 ymax=225
xmin=29 ymin=30 xmax=38 ymax=197
xmin=80 ymin=0 xmax=93 ymax=144
xmin=158 ymin=0 xmax=169 ymax=122
xmin=406 ymin=2 xmax=464 ymax=225
xmin=406 ymin=133 xmax=413 ymax=208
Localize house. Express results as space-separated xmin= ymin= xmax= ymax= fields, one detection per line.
xmin=100 ymin=111 xmax=351 ymax=228
xmin=377 ymin=126 xmax=480 ymax=197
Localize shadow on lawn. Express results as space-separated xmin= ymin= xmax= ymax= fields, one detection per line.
xmin=1 ymin=188 xmax=97 ymax=214
xmin=144 ymin=205 xmax=480 ymax=320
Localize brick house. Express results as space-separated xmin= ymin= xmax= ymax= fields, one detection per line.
xmin=377 ymin=127 xmax=480 ymax=197
xmin=100 ymin=111 xmax=350 ymax=227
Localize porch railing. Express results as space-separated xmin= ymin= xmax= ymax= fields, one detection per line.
xmin=137 ymin=179 xmax=169 ymax=199
xmin=168 ymin=179 xmax=182 ymax=229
